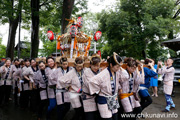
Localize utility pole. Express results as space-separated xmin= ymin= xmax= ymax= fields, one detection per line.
xmin=18 ymin=12 xmax=21 ymax=58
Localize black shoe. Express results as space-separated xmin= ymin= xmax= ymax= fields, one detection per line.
xmin=170 ymin=107 xmax=175 ymax=110
xmin=162 ymin=109 xmax=169 ymax=112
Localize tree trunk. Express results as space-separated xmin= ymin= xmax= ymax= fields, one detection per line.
xmin=142 ymin=49 xmax=146 ymax=59
xmin=61 ymin=0 xmax=75 ymax=34
xmin=6 ymin=19 xmax=19 ymax=60
xmin=6 ymin=0 xmax=23 ymax=60
xmin=31 ymin=0 xmax=40 ymax=58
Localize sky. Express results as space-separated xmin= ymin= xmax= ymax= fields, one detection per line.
xmin=0 ymin=0 xmax=116 ymax=47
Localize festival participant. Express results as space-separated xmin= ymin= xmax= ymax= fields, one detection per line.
xmin=46 ymin=57 xmax=58 ymax=120
xmin=14 ymin=60 xmax=24 ymax=104
xmin=157 ymin=58 xmax=175 ymax=112
xmin=0 ymin=58 xmax=13 ymax=106
xmin=20 ymin=58 xmax=34 ymax=109
xmin=138 ymin=59 xmax=157 ymax=111
xmin=59 ymin=57 xmax=85 ymax=120
xmin=88 ymin=52 xmax=122 ymax=120
xmin=11 ymin=58 xmax=21 ymax=106
xmin=33 ymin=61 xmax=49 ymax=120
xmin=82 ymin=54 xmax=101 ymax=120
xmin=118 ymin=58 xmax=144 ymax=120
xmin=150 ymin=60 xmax=158 ymax=97
xmin=56 ymin=57 xmax=72 ymax=120
xmin=20 ymin=60 xmax=25 ymax=68
xmin=30 ymin=58 xmax=40 ymax=112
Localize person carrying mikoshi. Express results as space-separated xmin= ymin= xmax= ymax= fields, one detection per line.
xmin=22 ymin=58 xmax=35 ymax=91
xmin=45 ymin=57 xmax=58 ymax=120
xmin=29 ymin=58 xmax=40 ymax=113
xmin=59 ymin=57 xmax=85 ymax=120
xmin=11 ymin=58 xmax=21 ymax=106
xmin=20 ymin=58 xmax=34 ymax=109
xmin=157 ymin=58 xmax=175 ymax=112
xmin=82 ymin=54 xmax=102 ymax=120
xmin=138 ymin=59 xmax=157 ymax=112
xmin=56 ymin=57 xmax=73 ymax=120
xmin=33 ymin=61 xmax=49 ymax=120
xmin=88 ymin=52 xmax=122 ymax=120
xmin=118 ymin=58 xmax=144 ymax=120
xmin=0 ymin=58 xmax=13 ymax=106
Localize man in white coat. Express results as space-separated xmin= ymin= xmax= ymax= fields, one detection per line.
xmin=157 ymin=58 xmax=175 ymax=112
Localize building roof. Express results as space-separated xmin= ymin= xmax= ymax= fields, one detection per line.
xmin=15 ymin=41 xmax=30 ymax=50
xmin=161 ymin=38 xmax=180 ymax=51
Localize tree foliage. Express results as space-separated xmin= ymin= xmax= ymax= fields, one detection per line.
xmin=39 ymin=30 xmax=56 ymax=57
xmin=0 ymin=0 xmax=88 ymax=59
xmin=14 ymin=36 xmax=31 ymax=58
xmin=0 ymin=36 xmax=6 ymax=58
xmin=0 ymin=0 xmax=24 ymax=60
xmin=38 ymin=0 xmax=88 ymax=57
xmin=20 ymin=42 xmax=31 ymax=58
xmin=98 ymin=0 xmax=180 ymax=60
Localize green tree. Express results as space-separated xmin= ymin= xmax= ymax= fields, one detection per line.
xmin=0 ymin=37 xmax=6 ymax=58
xmin=0 ymin=0 xmax=88 ymax=59
xmin=34 ymin=0 xmax=88 ymax=57
xmin=98 ymin=0 xmax=180 ymax=60
xmin=39 ymin=29 xmax=56 ymax=57
xmin=0 ymin=0 xmax=24 ymax=60
xmin=20 ymin=42 xmax=31 ymax=58
xmin=14 ymin=36 xmax=31 ymax=58
xmin=39 ymin=0 xmax=88 ymax=57
xmin=81 ymin=12 xmax=106 ymax=56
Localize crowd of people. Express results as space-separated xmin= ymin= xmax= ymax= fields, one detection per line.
xmin=0 ymin=53 xmax=175 ymax=120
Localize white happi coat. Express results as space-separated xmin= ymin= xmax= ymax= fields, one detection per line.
xmin=88 ymin=68 xmax=121 ymax=118
xmin=45 ymin=67 xmax=58 ymax=99
xmin=13 ymin=66 xmax=22 ymax=89
xmin=33 ymin=69 xmax=49 ymax=100
xmin=118 ymin=69 xmax=144 ymax=112
xmin=59 ymin=68 xmax=83 ymax=108
xmin=82 ymin=68 xmax=100 ymax=112
xmin=56 ymin=67 xmax=73 ymax=105
xmin=12 ymin=65 xmax=20 ymax=80
xmin=0 ymin=65 xmax=13 ymax=86
xmin=11 ymin=65 xmax=21 ymax=88
xmin=20 ymin=66 xmax=34 ymax=91
xmin=31 ymin=66 xmax=39 ymax=86
xmin=158 ymin=66 xmax=175 ymax=95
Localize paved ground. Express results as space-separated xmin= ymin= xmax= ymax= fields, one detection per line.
xmin=139 ymin=82 xmax=180 ymax=120
xmin=0 ymin=83 xmax=180 ymax=120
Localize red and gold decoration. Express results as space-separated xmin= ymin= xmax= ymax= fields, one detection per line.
xmin=70 ymin=24 xmax=77 ymax=38
xmin=97 ymin=50 xmax=101 ymax=58
xmin=47 ymin=30 xmax=54 ymax=41
xmin=50 ymin=17 xmax=103 ymax=63
xmin=94 ymin=31 xmax=102 ymax=41
xmin=77 ymin=16 xmax=83 ymax=28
